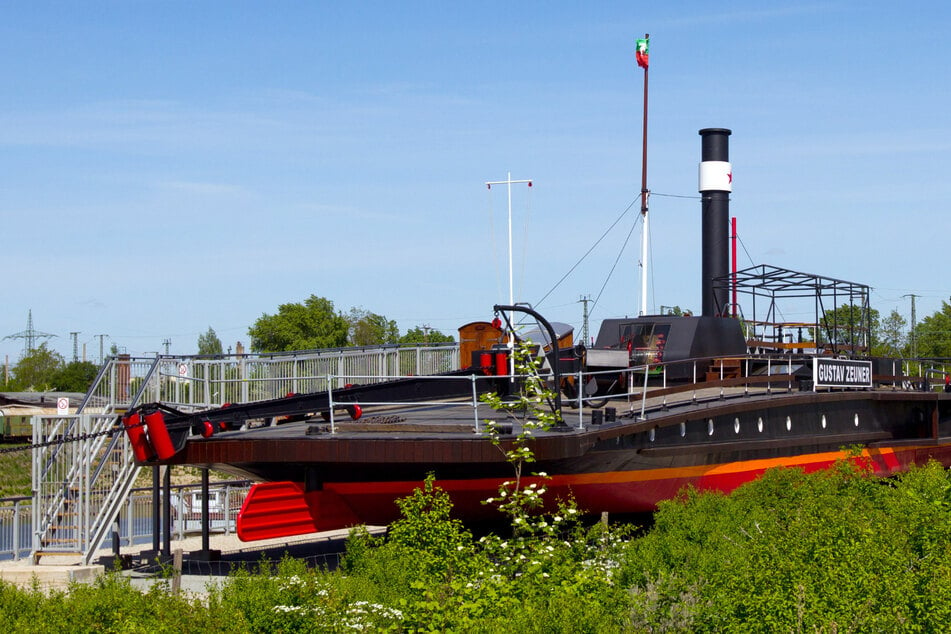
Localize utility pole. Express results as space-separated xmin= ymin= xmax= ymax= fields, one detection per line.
xmin=96 ymin=334 xmax=109 ymax=364
xmin=69 ymin=332 xmax=80 ymax=363
xmin=162 ymin=339 xmax=171 ymax=355
xmin=578 ymin=295 xmax=592 ymax=346
xmin=903 ymin=294 xmax=919 ymax=358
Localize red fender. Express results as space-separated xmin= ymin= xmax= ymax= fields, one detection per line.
xmin=144 ymin=410 xmax=176 ymax=460
xmin=122 ymin=412 xmax=154 ymax=462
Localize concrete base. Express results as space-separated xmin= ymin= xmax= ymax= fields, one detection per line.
xmin=134 ymin=550 xmax=172 ymax=567
xmin=0 ymin=564 xmax=104 ymax=591
xmin=98 ymin=554 xmax=134 ymax=571
xmin=189 ymin=549 xmax=221 ymax=562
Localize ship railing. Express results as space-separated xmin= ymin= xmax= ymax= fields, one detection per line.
xmin=304 ymin=355 xmax=807 ymax=433
xmin=160 ymin=353 xmax=939 ymax=437
xmin=145 ymin=344 xmax=458 ymax=411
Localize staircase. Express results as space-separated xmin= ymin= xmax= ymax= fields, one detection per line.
xmin=30 ymin=343 xmax=460 ymax=564
xmin=32 ymin=356 xmax=161 ymax=564
xmin=705 ymin=358 xmax=744 ymax=382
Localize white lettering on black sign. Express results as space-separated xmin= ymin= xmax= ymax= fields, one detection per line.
xmin=813 ymin=358 xmax=873 ymax=389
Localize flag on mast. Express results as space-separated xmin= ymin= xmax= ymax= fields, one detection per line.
xmin=636 ymin=37 xmax=649 ymax=69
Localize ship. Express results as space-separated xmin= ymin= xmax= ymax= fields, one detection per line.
xmin=121 ymin=128 xmax=951 ymax=542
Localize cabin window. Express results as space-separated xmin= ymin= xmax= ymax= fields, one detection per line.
xmin=617 ymin=322 xmax=670 ymax=365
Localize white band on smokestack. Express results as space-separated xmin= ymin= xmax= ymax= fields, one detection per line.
xmin=699 ymin=161 xmax=733 ymax=192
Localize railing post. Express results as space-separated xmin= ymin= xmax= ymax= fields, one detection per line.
xmin=692 ymin=361 xmax=698 ymax=402
xmin=224 ymin=485 xmax=231 ymax=536
xmin=719 ymin=359 xmax=724 ymax=399
xmin=13 ymin=500 xmax=21 ymax=561
xmin=662 ymin=365 xmax=668 ymax=408
xmin=577 ymin=370 xmax=583 ymax=429
xmin=640 ymin=365 xmax=650 ymax=421
xmin=176 ymin=485 xmax=185 ymax=541
xmin=327 ymin=375 xmax=336 ymax=434
xmin=745 ymin=358 xmax=750 ymax=396
xmin=125 ymin=493 xmax=133 ymax=547
xmin=471 ymin=374 xmax=480 ymax=432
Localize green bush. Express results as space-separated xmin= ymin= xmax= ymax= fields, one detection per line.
xmin=620 ymin=460 xmax=951 ymax=632
xmin=5 ymin=459 xmax=951 ymax=632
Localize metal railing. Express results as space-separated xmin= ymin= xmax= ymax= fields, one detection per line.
xmin=33 ymin=343 xmax=459 ymax=564
xmin=3 ymin=481 xmax=251 ymax=562
xmin=304 ymin=352 xmax=934 ymax=432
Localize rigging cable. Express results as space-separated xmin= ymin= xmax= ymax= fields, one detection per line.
xmin=534 ymin=193 xmax=642 ymax=308
xmin=591 ymin=212 xmax=642 ymax=314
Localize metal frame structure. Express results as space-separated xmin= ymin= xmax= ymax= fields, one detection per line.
xmin=32 ymin=342 xmax=460 ymax=564
xmin=713 ymin=264 xmax=872 ymax=356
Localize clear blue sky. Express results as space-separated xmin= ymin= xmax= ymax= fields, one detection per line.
xmin=2 ymin=1 xmax=949 ymax=362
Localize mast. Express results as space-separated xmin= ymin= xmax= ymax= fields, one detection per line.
xmin=637 ymin=34 xmax=650 ymax=316
xmin=486 ymin=173 xmax=533 ymax=310
xmin=486 ymin=173 xmax=532 ymax=379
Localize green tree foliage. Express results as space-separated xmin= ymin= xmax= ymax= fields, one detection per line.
xmin=399 ymin=326 xmax=454 ymax=344
xmin=10 ymin=343 xmax=64 ymax=391
xmin=247 ymin=295 xmax=349 ymax=352
xmin=197 ymin=326 xmax=224 ymax=355
xmin=875 ymin=308 xmax=908 ymax=357
xmin=346 ymin=308 xmax=399 ymax=346
xmin=620 ymin=460 xmax=951 ymax=631
xmin=815 ymin=303 xmax=879 ymax=352
xmin=913 ymin=300 xmax=951 ymax=359
xmin=51 ymin=360 xmax=100 ymax=393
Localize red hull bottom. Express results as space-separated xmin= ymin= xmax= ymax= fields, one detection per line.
xmin=236 ymin=443 xmax=951 ymax=542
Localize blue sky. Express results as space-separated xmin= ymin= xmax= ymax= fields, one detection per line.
xmin=1 ymin=1 xmax=949 ymax=362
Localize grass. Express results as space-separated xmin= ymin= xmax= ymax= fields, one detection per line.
xmin=0 ymin=445 xmax=31 ymax=498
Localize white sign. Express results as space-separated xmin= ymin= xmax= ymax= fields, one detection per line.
xmin=178 ymin=363 xmax=189 ymax=378
xmin=813 ymin=358 xmax=873 ymax=389
xmin=56 ymin=397 xmax=69 ymax=415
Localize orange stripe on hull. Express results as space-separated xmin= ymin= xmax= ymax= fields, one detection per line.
xmin=236 ymin=443 xmax=950 ymax=541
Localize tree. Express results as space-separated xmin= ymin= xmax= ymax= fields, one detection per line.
xmin=875 ymin=309 xmax=908 ymax=357
xmin=347 ymin=308 xmax=399 ymax=346
xmin=197 ymin=326 xmax=224 ymax=355
xmin=11 ymin=343 xmax=65 ymax=390
xmin=913 ymin=301 xmax=951 ymax=359
xmin=248 ymin=295 xmax=349 ymax=352
xmin=52 ymin=360 xmax=100 ymax=393
xmin=400 ymin=326 xmax=455 ymax=344
xmin=815 ymin=304 xmax=880 ymax=353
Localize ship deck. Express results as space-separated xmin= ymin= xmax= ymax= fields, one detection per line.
xmin=168 ymin=381 xmax=951 ymax=474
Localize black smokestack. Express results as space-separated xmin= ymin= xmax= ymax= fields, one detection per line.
xmin=698 ymin=128 xmax=732 ymax=317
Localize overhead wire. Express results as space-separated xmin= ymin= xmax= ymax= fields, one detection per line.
xmin=592 ymin=212 xmax=642 ymax=314
xmin=534 ymin=194 xmax=642 ymax=308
